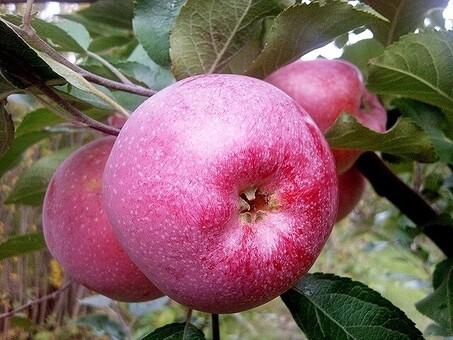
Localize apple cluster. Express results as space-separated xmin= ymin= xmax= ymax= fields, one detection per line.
xmin=42 ymin=59 xmax=386 ymax=313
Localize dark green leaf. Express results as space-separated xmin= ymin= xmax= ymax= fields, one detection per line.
xmin=361 ymin=0 xmax=449 ymax=45
xmin=0 ymin=100 xmax=14 ymax=158
xmin=0 ymin=18 xmax=61 ymax=88
xmin=416 ymin=259 xmax=453 ymax=336
xmin=0 ymin=232 xmax=46 ymax=260
xmin=245 ymin=1 xmax=386 ymax=79
xmin=4 ymin=147 xmax=76 ymax=205
xmin=134 ymin=0 xmax=186 ymax=67
xmin=368 ymin=30 xmax=453 ymax=113
xmin=89 ymin=36 xmax=137 ymax=54
xmin=0 ymin=131 xmax=50 ymax=178
xmin=282 ymin=273 xmax=424 ymax=340
xmin=76 ymin=314 xmax=124 ymax=340
xmin=393 ymin=98 xmax=453 ymax=163
xmin=170 ymin=0 xmax=285 ymax=79
xmin=141 ymin=322 xmax=206 ymax=340
xmin=324 ymin=113 xmax=437 ymax=163
xmin=61 ymin=0 xmax=133 ymax=36
xmin=2 ymin=14 xmax=86 ymax=54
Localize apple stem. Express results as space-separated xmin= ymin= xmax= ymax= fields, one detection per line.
xmin=356 ymin=152 xmax=453 ymax=258
xmin=212 ymin=313 xmax=220 ymax=340
xmin=183 ymin=308 xmax=193 ymax=339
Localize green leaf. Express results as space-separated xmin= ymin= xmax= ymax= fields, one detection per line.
xmin=0 ymin=100 xmax=14 ymax=158
xmin=14 ymin=108 xmax=64 ymax=137
xmin=282 ymin=273 xmax=424 ymax=340
xmin=245 ymin=1 xmax=386 ymax=79
xmin=170 ymin=0 xmax=285 ymax=79
xmin=2 ymin=14 xmax=86 ymax=54
xmin=393 ymin=98 xmax=453 ymax=163
xmin=0 ymin=18 xmax=61 ymax=88
xmin=341 ymin=38 xmax=385 ymax=76
xmin=368 ymin=30 xmax=453 ymax=113
xmin=0 ymin=131 xmax=50 ymax=178
xmin=416 ymin=259 xmax=453 ymax=336
xmin=0 ymin=232 xmax=46 ymax=260
xmin=134 ymin=0 xmax=186 ymax=67
xmin=324 ymin=112 xmax=437 ymax=163
xmin=76 ymin=314 xmax=125 ymax=340
xmin=61 ymin=0 xmax=133 ymax=36
xmin=141 ymin=322 xmax=206 ymax=340
xmin=361 ymin=0 xmax=449 ymax=45
xmin=4 ymin=147 xmax=76 ymax=205
xmin=54 ymin=19 xmax=91 ymax=51
xmin=35 ymin=52 xmax=125 ymax=113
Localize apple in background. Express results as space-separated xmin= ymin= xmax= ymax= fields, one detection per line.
xmin=102 ymin=74 xmax=338 ymax=313
xmin=107 ymin=115 xmax=128 ymax=129
xmin=42 ymin=137 xmax=163 ymax=302
xmin=336 ymin=166 xmax=366 ymax=222
xmin=265 ymin=59 xmax=387 ymax=174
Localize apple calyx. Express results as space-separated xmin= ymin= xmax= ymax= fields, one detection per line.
xmin=238 ymin=187 xmax=279 ymax=223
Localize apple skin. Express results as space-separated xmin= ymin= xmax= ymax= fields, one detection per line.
xmin=102 ymin=74 xmax=338 ymax=313
xmin=336 ymin=166 xmax=366 ymax=222
xmin=42 ymin=137 xmax=163 ymax=302
xmin=265 ymin=59 xmax=387 ymax=174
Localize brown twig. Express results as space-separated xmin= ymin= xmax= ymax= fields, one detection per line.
xmin=6 ymin=22 xmax=157 ymax=98
xmin=0 ymin=280 xmax=73 ymax=320
xmin=356 ymin=152 xmax=453 ymax=258
xmin=32 ymin=81 xmax=120 ymax=136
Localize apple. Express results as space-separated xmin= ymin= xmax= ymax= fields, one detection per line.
xmin=336 ymin=166 xmax=366 ymax=222
xmin=42 ymin=137 xmax=163 ymax=302
xmin=265 ymin=59 xmax=387 ymax=174
xmin=102 ymin=74 xmax=338 ymax=313
xmin=107 ymin=115 xmax=128 ymax=129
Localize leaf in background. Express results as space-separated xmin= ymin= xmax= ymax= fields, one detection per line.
xmin=361 ymin=0 xmax=449 ymax=45
xmin=134 ymin=0 xmax=186 ymax=67
xmin=0 ymin=131 xmax=49 ymax=178
xmin=341 ymin=38 xmax=385 ymax=76
xmin=245 ymin=1 xmax=386 ymax=79
xmin=54 ymin=19 xmax=91 ymax=51
xmin=393 ymin=98 xmax=453 ymax=164
xmin=0 ymin=101 xmax=14 ymax=158
xmin=416 ymin=259 xmax=453 ymax=336
xmin=368 ymin=30 xmax=453 ymax=113
xmin=141 ymin=322 xmax=206 ymax=340
xmin=2 ymin=15 xmax=86 ymax=54
xmin=61 ymin=0 xmax=133 ymax=36
xmin=0 ymin=18 xmax=61 ymax=88
xmin=4 ymin=147 xmax=76 ymax=206
xmin=78 ymin=295 xmax=113 ymax=308
xmin=324 ymin=113 xmax=437 ymax=163
xmin=0 ymin=232 xmax=46 ymax=260
xmin=128 ymin=44 xmax=175 ymax=90
xmin=170 ymin=0 xmax=285 ymax=79
xmin=76 ymin=314 xmax=124 ymax=340
xmin=14 ymin=108 xmax=64 ymax=137
xmin=282 ymin=273 xmax=424 ymax=340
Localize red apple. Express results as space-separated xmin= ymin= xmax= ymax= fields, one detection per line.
xmin=42 ymin=137 xmax=163 ymax=302
xmin=102 ymin=74 xmax=338 ymax=314
xmin=265 ymin=59 xmax=387 ymax=174
xmin=336 ymin=166 xmax=366 ymax=222
xmin=107 ymin=115 xmax=128 ymax=129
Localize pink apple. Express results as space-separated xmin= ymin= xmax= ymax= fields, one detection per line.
xmin=102 ymin=74 xmax=338 ymax=313
xmin=336 ymin=166 xmax=366 ymax=222
xmin=42 ymin=137 xmax=163 ymax=302
xmin=265 ymin=59 xmax=387 ymax=174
